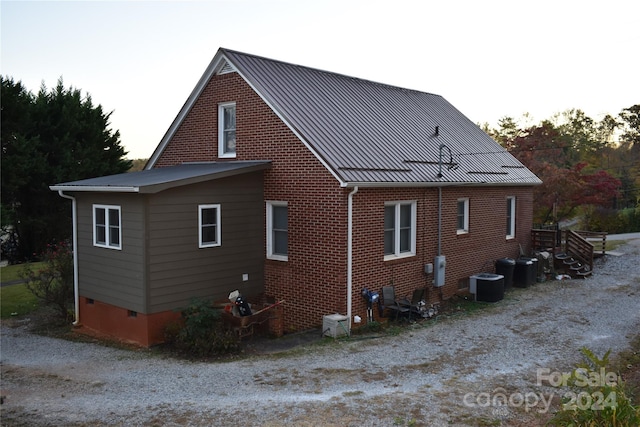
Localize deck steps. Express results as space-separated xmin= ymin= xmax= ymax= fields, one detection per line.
xmin=555 ymin=253 xmax=593 ymax=279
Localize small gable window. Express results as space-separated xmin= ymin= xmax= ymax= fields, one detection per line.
xmin=384 ymin=201 xmax=416 ymax=260
xmin=218 ymin=102 xmax=236 ymax=158
xmin=199 ymin=204 xmax=221 ymax=248
xmin=93 ymin=204 xmax=121 ymax=250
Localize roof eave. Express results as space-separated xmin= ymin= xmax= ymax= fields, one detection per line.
xmin=50 ymin=161 xmax=271 ymax=194
xmin=50 ymin=185 xmax=140 ymax=193
xmin=341 ymin=180 xmax=543 ymax=188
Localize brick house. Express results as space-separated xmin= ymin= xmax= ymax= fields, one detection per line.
xmin=51 ymin=48 xmax=541 ymax=346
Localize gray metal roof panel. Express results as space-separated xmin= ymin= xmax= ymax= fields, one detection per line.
xmin=222 ymin=49 xmax=541 ymax=186
xmin=50 ymin=161 xmax=271 ymax=193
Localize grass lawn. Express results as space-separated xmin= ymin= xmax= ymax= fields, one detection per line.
xmin=1 ymin=262 xmax=44 ymax=318
xmin=604 ymin=239 xmax=627 ymax=251
xmin=1 ymin=283 xmax=40 ymax=318
xmin=1 ymin=261 xmax=45 ymax=283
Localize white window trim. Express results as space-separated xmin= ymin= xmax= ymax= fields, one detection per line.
xmin=266 ymin=201 xmax=288 ymax=261
xmin=218 ymin=102 xmax=236 ymax=158
xmin=506 ymin=196 xmax=516 ymax=239
xmin=93 ymin=204 xmax=122 ymax=250
xmin=384 ymin=201 xmax=417 ymax=261
xmin=198 ymin=204 xmax=221 ymax=248
xmin=457 ymin=198 xmax=469 ymax=235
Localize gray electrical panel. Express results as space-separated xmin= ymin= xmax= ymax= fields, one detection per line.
xmin=433 ymin=255 xmax=446 ymax=287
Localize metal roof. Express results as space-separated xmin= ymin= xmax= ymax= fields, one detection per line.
xmin=148 ymin=48 xmax=541 ymax=187
xmin=50 ymin=161 xmax=271 ymax=194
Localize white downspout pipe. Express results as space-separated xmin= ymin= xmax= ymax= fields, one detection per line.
xmin=347 ymin=186 xmax=359 ymax=334
xmin=57 ymin=190 xmax=80 ymax=325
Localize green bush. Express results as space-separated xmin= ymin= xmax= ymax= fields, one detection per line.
xmin=619 ymin=207 xmax=640 ymax=232
xmin=548 ymin=347 xmax=640 ymax=427
xmin=164 ymin=298 xmax=240 ymax=358
xmin=582 ymin=206 xmax=640 ymax=233
xmin=19 ymin=241 xmax=74 ymax=321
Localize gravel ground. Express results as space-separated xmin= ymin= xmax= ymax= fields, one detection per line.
xmin=1 ymin=238 xmax=639 ymax=427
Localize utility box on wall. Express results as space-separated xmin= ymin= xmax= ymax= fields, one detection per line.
xmin=322 ymin=314 xmax=349 ymax=338
xmin=433 ymin=255 xmax=446 ymax=287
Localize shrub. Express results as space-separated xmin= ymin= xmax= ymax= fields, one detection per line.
xmin=165 ymin=298 xmax=240 ymax=358
xmin=548 ymin=347 xmax=640 ymax=427
xmin=619 ymin=207 xmax=640 ymax=232
xmin=19 ymin=240 xmax=74 ymax=321
xmin=582 ymin=206 xmax=640 ymax=233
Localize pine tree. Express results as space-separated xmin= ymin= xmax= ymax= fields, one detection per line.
xmin=1 ymin=76 xmax=132 ymax=261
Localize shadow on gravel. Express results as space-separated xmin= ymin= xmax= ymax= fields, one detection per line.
xmin=241 ymin=328 xmax=324 ymax=354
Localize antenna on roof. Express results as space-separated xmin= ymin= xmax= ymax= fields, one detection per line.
xmin=435 ymin=125 xmax=439 ymax=136
xmin=437 ymin=143 xmax=458 ymax=178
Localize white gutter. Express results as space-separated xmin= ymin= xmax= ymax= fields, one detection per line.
xmin=347 ymin=186 xmax=359 ymax=334
xmin=50 ymin=185 xmax=140 ymax=193
xmin=57 ymin=191 xmax=80 ymax=326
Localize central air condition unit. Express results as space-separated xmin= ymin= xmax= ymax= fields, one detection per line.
xmin=469 ymin=273 xmax=505 ymax=302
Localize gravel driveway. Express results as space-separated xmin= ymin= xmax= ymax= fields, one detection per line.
xmin=2 ymin=238 xmax=639 ymax=427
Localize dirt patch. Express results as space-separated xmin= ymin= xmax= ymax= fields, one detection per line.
xmin=2 ymin=240 xmax=640 ymax=426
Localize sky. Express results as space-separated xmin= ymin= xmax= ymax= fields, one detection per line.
xmin=2 ymin=0 xmax=639 ymax=159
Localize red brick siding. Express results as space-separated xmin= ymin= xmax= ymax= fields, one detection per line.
xmin=348 ymin=186 xmax=532 ymax=320
xmin=155 ymin=72 xmax=535 ymax=332
xmin=78 ymin=297 xmax=181 ymax=347
xmin=156 ymin=72 xmax=349 ymax=331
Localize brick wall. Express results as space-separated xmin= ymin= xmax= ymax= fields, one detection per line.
xmin=155 ymin=72 xmax=535 ymax=332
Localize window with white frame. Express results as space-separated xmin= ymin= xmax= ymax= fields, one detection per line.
xmin=384 ymin=201 xmax=416 ymax=259
xmin=218 ymin=102 xmax=236 ymax=158
xmin=506 ymin=196 xmax=516 ymax=239
xmin=457 ymin=198 xmax=469 ymax=234
xmin=267 ymin=201 xmax=288 ymax=261
xmin=199 ymin=204 xmax=221 ymax=248
xmin=93 ymin=204 xmax=121 ymax=249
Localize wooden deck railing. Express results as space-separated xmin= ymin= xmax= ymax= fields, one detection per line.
xmin=531 ymin=229 xmax=558 ymax=255
xmin=565 ymin=230 xmax=594 ymax=272
xmin=575 ymin=230 xmax=608 ymax=257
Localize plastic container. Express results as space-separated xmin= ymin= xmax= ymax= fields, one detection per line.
xmin=514 ymin=258 xmax=534 ymax=287
xmin=495 ymin=258 xmax=516 ymax=289
xmin=520 ymin=256 xmax=539 ymax=283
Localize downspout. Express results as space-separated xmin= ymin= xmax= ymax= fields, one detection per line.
xmin=347 ymin=186 xmax=359 ymax=334
xmin=57 ymin=191 xmax=80 ymax=326
xmin=438 ymin=186 xmax=442 ymax=256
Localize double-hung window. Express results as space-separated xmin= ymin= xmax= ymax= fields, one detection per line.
xmin=218 ymin=102 xmax=236 ymax=158
xmin=199 ymin=204 xmax=221 ymax=248
xmin=457 ymin=198 xmax=469 ymax=234
xmin=384 ymin=201 xmax=416 ymax=259
xmin=506 ymin=196 xmax=516 ymax=239
xmin=267 ymin=201 xmax=288 ymax=261
xmin=93 ymin=204 xmax=121 ymax=250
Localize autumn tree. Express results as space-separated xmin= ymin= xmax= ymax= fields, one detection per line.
xmin=498 ymin=114 xmax=626 ymax=224
xmin=1 ymin=77 xmax=132 ymax=261
xmin=616 ymin=105 xmax=640 ymax=208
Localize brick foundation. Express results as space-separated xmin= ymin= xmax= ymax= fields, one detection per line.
xmin=78 ymin=297 xmax=181 ymax=347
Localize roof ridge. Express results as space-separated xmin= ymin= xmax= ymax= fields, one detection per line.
xmin=221 ymin=47 xmax=441 ymax=97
